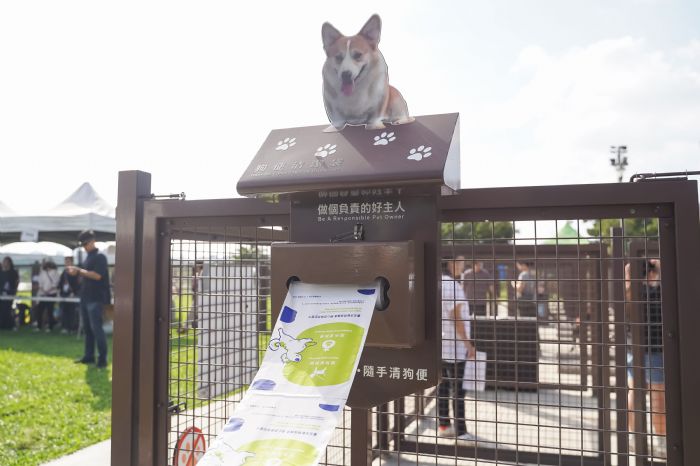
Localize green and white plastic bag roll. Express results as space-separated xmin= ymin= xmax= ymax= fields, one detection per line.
xmin=199 ymin=281 xmax=379 ymax=466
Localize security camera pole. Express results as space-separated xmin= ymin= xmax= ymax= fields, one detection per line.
xmin=610 ymin=145 xmax=628 ymax=183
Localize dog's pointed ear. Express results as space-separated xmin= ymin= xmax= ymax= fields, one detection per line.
xmin=359 ymin=14 xmax=381 ymax=48
xmin=322 ymin=22 xmax=342 ymax=54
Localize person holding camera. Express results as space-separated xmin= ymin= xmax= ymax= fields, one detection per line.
xmin=68 ymin=230 xmax=110 ymax=369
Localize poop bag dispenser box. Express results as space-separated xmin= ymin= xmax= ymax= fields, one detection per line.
xmin=199 ymin=281 xmax=379 ymax=466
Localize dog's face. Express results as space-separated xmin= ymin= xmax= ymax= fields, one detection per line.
xmin=322 ymin=14 xmax=381 ymax=97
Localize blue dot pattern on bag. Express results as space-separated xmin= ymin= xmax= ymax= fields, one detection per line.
xmin=357 ymin=289 xmax=376 ymax=295
xmin=251 ymin=379 xmax=276 ymax=390
xmin=319 ymin=404 xmax=340 ymax=412
xmin=223 ymin=417 xmax=244 ymax=432
xmin=280 ymin=306 xmax=297 ymax=323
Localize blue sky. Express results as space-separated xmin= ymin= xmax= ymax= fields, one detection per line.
xmin=1 ymin=0 xmax=698 ymax=212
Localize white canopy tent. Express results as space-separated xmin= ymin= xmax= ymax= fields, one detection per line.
xmin=0 ymin=200 xmax=15 ymax=216
xmin=0 ymin=241 xmax=115 ymax=267
xmin=72 ymin=241 xmax=116 ymax=266
xmin=0 ymin=182 xmax=116 ymax=246
xmin=0 ymin=241 xmax=73 ymax=266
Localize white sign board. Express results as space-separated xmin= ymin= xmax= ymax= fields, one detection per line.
xmin=20 ymin=229 xmax=39 ymax=242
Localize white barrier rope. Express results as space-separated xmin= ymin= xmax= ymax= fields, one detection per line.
xmin=0 ymin=295 xmax=80 ymax=303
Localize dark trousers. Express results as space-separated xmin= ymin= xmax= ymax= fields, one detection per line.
xmin=0 ymin=300 xmax=14 ymax=329
xmin=470 ymin=303 xmax=487 ymax=317
xmin=80 ymin=301 xmax=107 ymax=365
xmin=517 ymin=301 xmax=537 ymax=318
xmin=35 ymin=299 xmax=57 ymax=330
xmin=438 ymin=360 xmax=467 ymax=435
xmin=61 ymin=302 xmax=79 ymax=332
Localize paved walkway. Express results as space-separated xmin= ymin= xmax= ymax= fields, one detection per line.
xmin=43 ymin=439 xmax=110 ymax=466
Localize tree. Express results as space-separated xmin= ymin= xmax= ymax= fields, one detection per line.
xmin=586 ymin=218 xmax=658 ymax=238
xmin=441 ymin=221 xmax=515 ymax=242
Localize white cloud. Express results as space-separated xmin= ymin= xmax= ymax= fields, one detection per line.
xmin=463 ymin=37 xmax=700 ymax=188
xmin=0 ymin=2 xmax=698 ymax=213
xmin=675 ymin=39 xmax=700 ymax=60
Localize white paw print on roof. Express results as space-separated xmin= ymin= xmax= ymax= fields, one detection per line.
xmin=373 ymin=132 xmax=396 ymax=146
xmin=315 ymin=144 xmax=337 ymax=159
xmin=407 ymin=145 xmax=432 ymax=161
xmin=275 ymin=137 xmax=296 ymax=151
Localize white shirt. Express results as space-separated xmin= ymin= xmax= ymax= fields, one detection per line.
xmin=441 ymin=273 xmax=471 ymax=361
xmin=38 ymin=269 xmax=60 ymax=296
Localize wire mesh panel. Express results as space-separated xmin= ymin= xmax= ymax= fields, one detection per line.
xmin=369 ymin=217 xmax=670 ymax=466
xmin=162 ymin=216 xmax=672 ymax=466
xmin=166 ymin=224 xmax=284 ymax=465
xmin=164 ymin=222 xmax=357 ymax=466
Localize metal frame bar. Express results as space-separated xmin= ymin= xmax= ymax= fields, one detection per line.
xmin=112 ymin=171 xmax=151 ymax=466
xmin=663 ymin=184 xmax=700 ymax=465
xmin=611 ymin=227 xmax=630 ymax=465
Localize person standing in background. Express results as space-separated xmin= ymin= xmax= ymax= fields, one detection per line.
xmin=58 ymin=256 xmax=81 ymax=333
xmin=438 ymin=255 xmax=477 ymax=444
xmin=513 ymin=260 xmax=536 ymax=317
xmin=462 ymin=261 xmax=494 ymax=317
xmin=30 ymin=260 xmax=41 ymax=327
xmin=0 ymin=256 xmax=20 ymax=330
xmin=36 ymin=259 xmax=60 ymax=332
xmin=626 ymin=259 xmax=666 ymax=457
xmin=68 ymin=230 xmax=111 ymax=369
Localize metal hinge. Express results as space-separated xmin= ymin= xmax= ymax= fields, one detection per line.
xmin=138 ymin=192 xmax=186 ymax=200
xmin=630 ymin=170 xmax=700 ymax=182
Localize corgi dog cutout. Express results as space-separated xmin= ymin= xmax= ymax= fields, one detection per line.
xmin=322 ymin=14 xmax=413 ymax=132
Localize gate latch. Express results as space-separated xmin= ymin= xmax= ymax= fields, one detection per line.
xmin=330 ymin=223 xmax=365 ymax=243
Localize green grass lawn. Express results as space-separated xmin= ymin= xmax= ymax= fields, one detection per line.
xmin=0 ymin=303 xmax=272 ymax=465
xmin=168 ymin=328 xmax=271 ymax=413
xmin=0 ymin=328 xmax=112 ymax=466
xmin=168 ymin=301 xmax=272 ymax=411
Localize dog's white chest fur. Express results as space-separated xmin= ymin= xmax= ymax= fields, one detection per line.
xmin=324 ymin=58 xmax=388 ymax=124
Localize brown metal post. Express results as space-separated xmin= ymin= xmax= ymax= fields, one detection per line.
xmin=112 ymin=170 xmax=151 ymax=466
xmin=598 ymin=245 xmax=612 ymax=465
xmin=580 ymin=308 xmax=589 ymax=389
xmin=393 ymin=397 xmax=406 ymax=447
xmin=377 ymin=404 xmax=389 ymax=451
xmin=669 ymin=181 xmax=700 ymax=465
xmin=590 ymin=256 xmax=602 ymax=391
xmin=136 ymin=199 xmax=161 ymax=465
xmin=154 ymin=231 xmax=172 ymax=466
xmin=351 ymin=408 xmax=372 ymax=466
xmin=611 ymin=227 xmax=629 ymax=465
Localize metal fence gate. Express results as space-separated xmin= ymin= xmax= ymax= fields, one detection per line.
xmin=112 ymin=172 xmax=700 ymax=466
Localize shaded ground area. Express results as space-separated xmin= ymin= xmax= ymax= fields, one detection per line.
xmin=0 ymin=328 xmax=112 ymax=466
xmin=42 ymin=439 xmax=110 ymax=466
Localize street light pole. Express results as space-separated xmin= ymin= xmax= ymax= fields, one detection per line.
xmin=609 ymin=145 xmax=628 ymax=182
